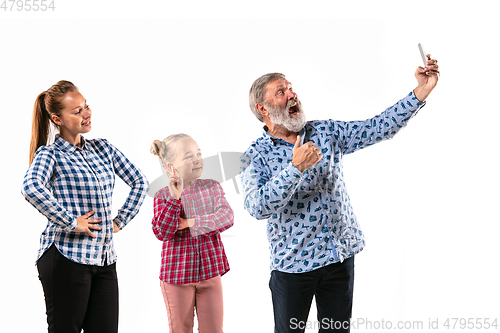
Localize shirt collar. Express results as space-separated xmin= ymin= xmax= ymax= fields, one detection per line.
xmin=261 ymin=125 xmax=306 ymax=147
xmin=54 ymin=135 xmax=90 ymax=154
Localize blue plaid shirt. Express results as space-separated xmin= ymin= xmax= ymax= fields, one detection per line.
xmin=240 ymin=91 xmax=425 ymax=273
xmin=22 ymin=135 xmax=149 ymax=266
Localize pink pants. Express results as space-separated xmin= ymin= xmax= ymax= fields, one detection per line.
xmin=160 ymin=275 xmax=224 ymax=333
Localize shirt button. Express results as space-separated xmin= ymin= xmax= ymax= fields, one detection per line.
xmin=326 ymin=210 xmax=330 ymax=214
xmin=330 ymin=230 xmax=334 ymax=235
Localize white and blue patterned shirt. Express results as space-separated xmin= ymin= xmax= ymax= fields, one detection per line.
xmin=22 ymin=135 xmax=149 ymax=266
xmin=240 ymin=91 xmax=425 ymax=273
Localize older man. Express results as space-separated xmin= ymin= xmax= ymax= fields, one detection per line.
xmin=240 ymin=58 xmax=439 ymax=332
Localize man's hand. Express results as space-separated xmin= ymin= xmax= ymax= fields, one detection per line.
xmin=414 ymin=54 xmax=440 ymax=102
xmin=291 ymin=135 xmax=322 ymax=173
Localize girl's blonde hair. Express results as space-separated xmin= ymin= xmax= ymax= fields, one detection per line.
xmin=150 ymin=133 xmax=191 ymax=164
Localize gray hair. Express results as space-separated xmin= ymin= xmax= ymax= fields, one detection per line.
xmin=150 ymin=133 xmax=191 ymax=164
xmin=249 ymin=73 xmax=286 ymax=122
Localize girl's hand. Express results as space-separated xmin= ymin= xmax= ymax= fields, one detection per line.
xmin=164 ymin=165 xmax=183 ymax=199
xmin=178 ymin=218 xmax=195 ymax=230
xmin=113 ymin=221 xmax=120 ymax=233
xmin=74 ymin=211 xmax=102 ymax=238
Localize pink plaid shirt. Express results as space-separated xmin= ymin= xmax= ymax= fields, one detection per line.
xmin=152 ymin=179 xmax=233 ymax=284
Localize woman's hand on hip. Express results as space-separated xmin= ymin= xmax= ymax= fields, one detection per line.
xmin=74 ymin=211 xmax=102 ymax=238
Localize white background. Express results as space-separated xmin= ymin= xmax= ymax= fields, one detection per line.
xmin=1 ymin=1 xmax=499 ymax=332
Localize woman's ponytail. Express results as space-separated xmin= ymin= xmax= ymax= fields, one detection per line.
xmin=29 ymin=92 xmax=50 ymax=165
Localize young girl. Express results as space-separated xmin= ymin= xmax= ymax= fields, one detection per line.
xmin=22 ymin=80 xmax=149 ymax=333
xmin=150 ymin=134 xmax=233 ymax=333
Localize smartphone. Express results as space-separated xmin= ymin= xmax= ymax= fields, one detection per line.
xmin=418 ymin=43 xmax=428 ymax=66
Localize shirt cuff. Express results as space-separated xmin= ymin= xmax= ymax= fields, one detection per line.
xmin=409 ymin=90 xmax=426 ymax=109
xmin=166 ymin=195 xmax=182 ymax=204
xmin=66 ymin=218 xmax=78 ymax=232
xmin=286 ymin=161 xmax=304 ymax=179
xmin=113 ymin=217 xmax=124 ymax=230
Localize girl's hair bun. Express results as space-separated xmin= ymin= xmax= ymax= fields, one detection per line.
xmin=151 ymin=133 xmax=191 ymax=162
xmin=150 ymin=140 xmax=161 ymax=157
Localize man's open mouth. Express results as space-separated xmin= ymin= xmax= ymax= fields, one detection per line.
xmin=288 ymin=101 xmax=298 ymax=115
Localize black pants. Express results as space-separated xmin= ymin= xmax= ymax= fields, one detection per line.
xmin=269 ymin=256 xmax=355 ymax=333
xmin=37 ymin=244 xmax=119 ymax=333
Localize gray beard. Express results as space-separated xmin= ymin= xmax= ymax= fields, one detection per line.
xmin=267 ymin=100 xmax=307 ymax=133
